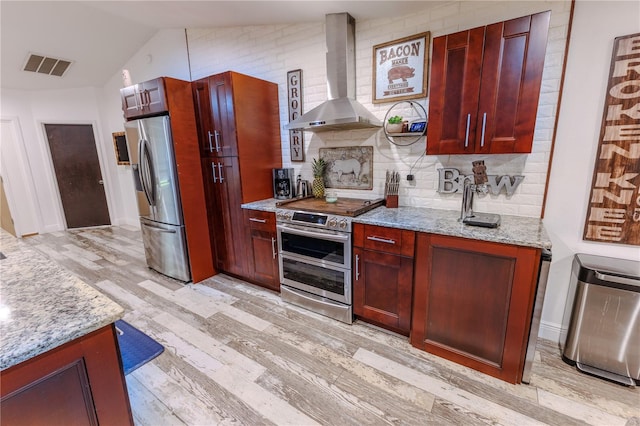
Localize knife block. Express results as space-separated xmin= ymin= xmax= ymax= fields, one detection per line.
xmin=385 ymin=195 xmax=398 ymax=208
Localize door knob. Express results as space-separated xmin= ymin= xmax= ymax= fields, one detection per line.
xmin=98 ymin=180 xmax=104 ymax=185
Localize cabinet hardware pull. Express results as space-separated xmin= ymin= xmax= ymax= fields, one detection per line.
xmin=464 ymin=113 xmax=471 ymax=148
xmin=366 ymin=236 xmax=396 ymax=245
xmin=249 ymin=218 xmax=267 ymax=223
xmin=355 ymin=254 xmax=360 ymax=281
xmin=207 ymin=131 xmax=214 ymax=152
xmin=214 ymin=130 xmax=221 ymax=152
xmin=217 ymin=163 xmax=224 ymax=183
xmin=480 ymin=112 xmax=487 ymax=148
xmin=133 ymin=89 xmax=141 ymax=111
xmin=211 ymin=162 xmax=218 ymax=183
xmin=271 ymin=237 xmax=277 ymax=259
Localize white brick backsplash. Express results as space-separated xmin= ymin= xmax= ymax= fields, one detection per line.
xmin=186 ymin=1 xmax=569 ymax=218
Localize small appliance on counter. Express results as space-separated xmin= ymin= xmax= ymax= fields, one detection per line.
xmin=273 ymin=168 xmax=295 ymax=199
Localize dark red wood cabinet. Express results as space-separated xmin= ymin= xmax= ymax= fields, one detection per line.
xmin=0 ymin=325 xmax=133 ymax=426
xmin=427 ymin=11 xmax=551 ymax=155
xmin=410 ymin=233 xmax=541 ymax=384
xmin=353 ymin=224 xmax=415 ymax=335
xmin=244 ymin=209 xmax=280 ymax=291
xmin=193 ymin=71 xmax=282 ymax=281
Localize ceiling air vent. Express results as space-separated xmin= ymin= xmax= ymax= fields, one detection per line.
xmin=23 ymin=53 xmax=72 ymax=77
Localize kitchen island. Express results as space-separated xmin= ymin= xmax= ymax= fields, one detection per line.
xmin=0 ymin=229 xmax=133 ymax=424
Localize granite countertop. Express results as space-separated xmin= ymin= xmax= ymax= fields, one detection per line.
xmin=242 ymin=198 xmax=551 ymax=250
xmin=0 ymin=230 xmax=124 ymax=370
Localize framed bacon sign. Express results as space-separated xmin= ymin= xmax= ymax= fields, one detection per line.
xmin=372 ymin=32 xmax=430 ymax=104
xmin=583 ymin=32 xmax=640 ymax=246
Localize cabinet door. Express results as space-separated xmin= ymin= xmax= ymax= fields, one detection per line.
xmin=245 ymin=210 xmax=279 ymax=291
xmin=354 ymin=247 xmax=414 ymax=335
xmin=203 ymin=157 xmax=245 ymax=276
xmin=138 ymin=78 xmax=167 ymax=116
xmin=476 ymin=11 xmax=551 ymax=154
xmin=411 ymin=233 xmax=540 ymax=384
xmin=209 ymin=73 xmax=238 ymax=157
xmin=426 ymin=27 xmax=485 ymax=155
xmin=121 ymin=78 xmax=167 ymax=120
xmin=192 ymin=78 xmax=216 ymax=156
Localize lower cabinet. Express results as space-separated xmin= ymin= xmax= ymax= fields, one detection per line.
xmin=244 ymin=210 xmax=280 ymax=291
xmin=410 ymin=233 xmax=541 ymax=384
xmin=353 ymin=224 xmax=415 ymax=335
xmin=0 ymin=324 xmax=133 ymax=425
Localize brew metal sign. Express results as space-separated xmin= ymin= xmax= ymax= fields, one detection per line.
xmin=287 ymin=69 xmax=304 ymax=162
xmin=583 ymin=33 xmax=640 ymax=246
xmin=437 ymin=168 xmax=524 ymax=196
xmin=372 ymin=32 xmax=429 ymax=104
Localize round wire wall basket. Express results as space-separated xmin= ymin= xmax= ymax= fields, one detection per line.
xmin=382 ymin=100 xmax=427 ymax=146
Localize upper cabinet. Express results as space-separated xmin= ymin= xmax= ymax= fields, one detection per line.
xmin=427 ymin=11 xmax=551 ymax=155
xmin=193 ymin=73 xmax=238 ymax=157
xmin=121 ymin=78 xmax=167 ymax=120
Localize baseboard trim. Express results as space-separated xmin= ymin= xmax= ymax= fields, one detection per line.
xmin=538 ymin=320 xmax=563 ymax=344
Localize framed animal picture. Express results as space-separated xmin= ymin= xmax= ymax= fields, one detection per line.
xmin=319 ymin=146 xmax=373 ymax=190
xmin=372 ymin=32 xmax=430 ymax=104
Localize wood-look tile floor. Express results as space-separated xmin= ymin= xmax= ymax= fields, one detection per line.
xmin=24 ymin=227 xmax=640 ymax=426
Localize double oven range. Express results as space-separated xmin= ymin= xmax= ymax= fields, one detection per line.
xmin=275 ymin=197 xmax=383 ymax=324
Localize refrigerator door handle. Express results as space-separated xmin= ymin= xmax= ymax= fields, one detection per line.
xmin=139 ymin=138 xmax=156 ymax=206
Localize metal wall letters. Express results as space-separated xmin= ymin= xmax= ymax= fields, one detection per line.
xmin=583 ymin=32 xmax=640 ymax=246
xmin=287 ymin=69 xmax=304 ymax=162
xmin=437 ymin=168 xmax=524 ymax=196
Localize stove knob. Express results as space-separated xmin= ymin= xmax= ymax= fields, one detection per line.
xmin=285 ymin=213 xmax=292 ymax=221
xmin=339 ymin=220 xmax=348 ymax=229
xmin=327 ymin=218 xmax=338 ymax=228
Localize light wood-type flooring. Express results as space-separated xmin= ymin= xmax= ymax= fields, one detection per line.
xmin=24 ymin=226 xmax=639 ymax=426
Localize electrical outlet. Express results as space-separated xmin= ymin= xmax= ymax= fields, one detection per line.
xmin=407 ymin=174 xmax=414 ymax=181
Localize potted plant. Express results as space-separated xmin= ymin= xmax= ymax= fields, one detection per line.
xmin=386 ymin=115 xmax=403 ymax=133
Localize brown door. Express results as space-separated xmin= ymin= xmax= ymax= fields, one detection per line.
xmin=44 ymin=124 xmax=110 ymax=229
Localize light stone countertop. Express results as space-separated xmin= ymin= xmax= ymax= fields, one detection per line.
xmin=242 ymin=198 xmax=551 ymax=250
xmin=0 ymin=230 xmax=124 ymax=370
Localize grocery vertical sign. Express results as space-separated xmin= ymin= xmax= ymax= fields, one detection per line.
xmin=584 ymin=33 xmax=640 ymax=245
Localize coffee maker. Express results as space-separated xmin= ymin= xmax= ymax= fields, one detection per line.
xmin=273 ymin=168 xmax=295 ymax=199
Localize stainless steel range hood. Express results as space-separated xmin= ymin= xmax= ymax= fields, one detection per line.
xmin=286 ymin=13 xmax=382 ymax=132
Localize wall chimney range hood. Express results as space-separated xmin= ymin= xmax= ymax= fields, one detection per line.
xmin=286 ymin=13 xmax=382 ymax=132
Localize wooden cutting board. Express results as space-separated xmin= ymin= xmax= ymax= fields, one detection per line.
xmin=276 ymin=197 xmax=384 ymax=217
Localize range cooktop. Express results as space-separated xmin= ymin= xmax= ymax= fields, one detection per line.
xmin=275 ymin=196 xmax=384 ymax=217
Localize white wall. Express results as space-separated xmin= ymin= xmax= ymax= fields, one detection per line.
xmin=541 ymin=0 xmax=640 ymax=341
xmin=188 ymin=1 xmax=571 ymax=218
xmin=0 ymin=29 xmax=190 ymax=232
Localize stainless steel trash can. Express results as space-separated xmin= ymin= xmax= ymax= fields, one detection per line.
xmin=561 ymin=253 xmax=640 ymax=386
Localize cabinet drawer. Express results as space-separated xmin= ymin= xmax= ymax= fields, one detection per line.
xmin=245 ymin=210 xmax=276 ymax=231
xmin=353 ymin=224 xmax=415 ymax=257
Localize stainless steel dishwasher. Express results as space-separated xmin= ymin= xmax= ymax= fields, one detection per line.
xmin=561 ymin=253 xmax=640 ymax=386
xmin=522 ymin=248 xmax=552 ymax=384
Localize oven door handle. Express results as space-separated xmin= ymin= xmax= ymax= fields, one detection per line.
xmin=277 ymin=223 xmax=350 ymax=243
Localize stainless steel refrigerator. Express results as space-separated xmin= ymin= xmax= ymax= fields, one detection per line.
xmin=125 ymin=115 xmax=191 ymax=282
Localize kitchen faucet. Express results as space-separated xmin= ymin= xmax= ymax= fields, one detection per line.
xmin=459 ymin=160 xmax=501 ymax=228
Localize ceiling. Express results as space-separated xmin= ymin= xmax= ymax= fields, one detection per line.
xmin=0 ymin=1 xmax=442 ymax=91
